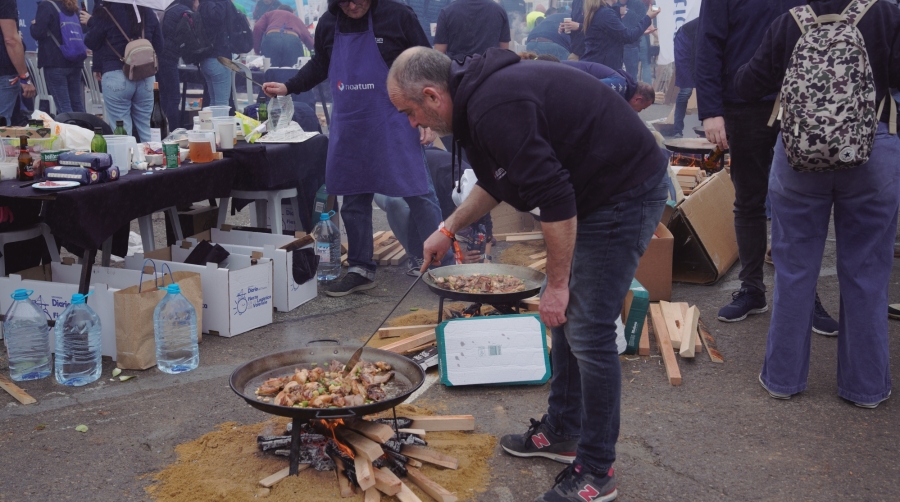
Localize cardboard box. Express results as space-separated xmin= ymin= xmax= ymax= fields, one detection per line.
xmin=634 ymin=223 xmax=674 ymax=302
xmin=125 ymin=245 xmax=273 ymax=337
xmin=165 ymin=205 xmax=221 ymax=246
xmin=0 ymin=265 xmax=118 ymax=359
xmin=436 ymin=314 xmax=550 ymax=386
xmin=667 ymin=171 xmax=738 ymax=285
xmin=186 ymin=227 xmax=317 ymax=312
xmin=621 ymin=279 xmax=650 ymax=355
xmin=490 ymin=202 xmax=539 ymax=235
xmin=0 ymin=126 xmax=52 ymax=139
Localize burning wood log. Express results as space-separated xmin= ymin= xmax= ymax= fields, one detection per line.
xmin=336 ymin=428 xmax=386 ymax=463
xmin=354 ymin=455 xmax=376 ymax=491
xmin=346 ymin=419 xmax=395 ymax=444
xmin=330 ymin=453 xmax=356 ymax=498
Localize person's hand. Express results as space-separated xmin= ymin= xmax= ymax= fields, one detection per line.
xmin=647 ymin=5 xmax=661 ymax=18
xmin=539 ymin=284 xmax=569 ymax=328
xmin=79 ymin=11 xmax=91 ymax=25
xmin=420 ymin=230 xmax=452 ymax=273
xmin=462 ymin=249 xmax=483 ymax=264
xmin=558 ymin=20 xmax=580 ymax=33
xmin=644 ymin=26 xmax=657 ymax=35
xmin=262 ymin=82 xmax=288 ymax=98
xmin=93 ymin=71 xmax=101 ymax=82
xmin=419 ymin=126 xmax=436 ymax=145
xmin=703 ymin=116 xmax=729 ymax=150
xmin=21 ymin=82 xmax=36 ymax=99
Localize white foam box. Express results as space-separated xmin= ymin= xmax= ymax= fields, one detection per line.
xmin=124 ymin=245 xmax=273 ymax=338
xmin=0 ymin=264 xmax=118 ymax=359
xmin=186 ymin=227 xmax=316 ymax=312
xmin=436 ymin=314 xmax=551 ymax=387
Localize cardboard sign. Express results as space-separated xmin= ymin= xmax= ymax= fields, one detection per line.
xmin=635 ymin=223 xmax=674 ymax=301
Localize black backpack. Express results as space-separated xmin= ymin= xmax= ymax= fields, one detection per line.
xmin=224 ymin=1 xmax=253 ymax=54
xmin=169 ymin=8 xmax=212 ymax=64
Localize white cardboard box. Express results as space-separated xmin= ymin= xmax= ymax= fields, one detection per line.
xmin=0 ymin=265 xmax=118 ymax=359
xmin=186 ymin=228 xmax=316 ymax=312
xmin=125 ymin=246 xmax=273 ymax=338
xmin=436 ymin=314 xmax=551 ymax=387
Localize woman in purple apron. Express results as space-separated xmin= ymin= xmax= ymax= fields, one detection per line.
xmin=262 ymin=0 xmax=441 ymax=295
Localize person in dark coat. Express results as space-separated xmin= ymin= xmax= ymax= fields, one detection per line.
xmin=581 ymin=0 xmax=657 ymax=69
xmin=616 ymin=0 xmax=648 ymax=81
xmin=196 ymin=0 xmax=234 ymax=107
xmin=526 ymin=12 xmax=571 ymax=60
xmin=389 ymin=47 xmax=668 ymax=502
xmin=670 ymin=17 xmax=697 ymax=137
xmin=252 ymin=0 xmax=281 ymax=20
xmin=30 ymin=0 xmax=89 ymax=114
xmin=159 ymin=0 xmax=199 ymax=130
xmin=433 ymin=0 xmax=510 ymax=61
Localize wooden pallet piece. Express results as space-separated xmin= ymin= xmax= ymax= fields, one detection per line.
xmin=407 ymin=458 xmax=423 ymax=468
xmin=494 ymin=231 xmax=543 ymax=241
xmin=697 ymin=318 xmax=725 ymax=363
xmin=390 ymin=249 xmax=408 ymax=266
xmin=354 ymin=455 xmax=376 ymax=491
xmin=373 ymin=240 xmax=402 ymax=260
xmin=0 ymin=373 xmax=36 ymax=405
xmin=396 ymin=481 xmax=424 ymax=502
xmin=677 ymin=303 xmax=702 ymax=354
xmin=400 ymin=445 xmax=459 ymax=469
xmin=336 ymin=428 xmax=385 ymax=463
xmin=378 ymin=330 xmax=436 ymax=354
xmin=373 ymin=231 xmax=394 ymax=249
xmin=680 ymin=306 xmax=700 ymax=358
xmin=528 ymin=258 xmax=547 ymax=270
xmin=373 ymin=467 xmax=402 ymax=496
xmin=372 ymin=231 xmax=386 ymax=241
xmin=364 ymin=487 xmax=381 ymax=502
xmin=259 ymin=465 xmax=309 ymax=488
xmin=330 ymin=453 xmax=356 ymax=498
xmin=401 ymin=341 xmax=437 ymax=355
xmin=638 ymin=314 xmax=651 ymax=356
xmin=648 ymin=304 xmax=682 ymax=386
xmin=380 ymin=246 xmax=406 ymax=266
xmin=521 ymin=296 xmax=540 ymax=311
xmin=346 ymin=419 xmax=395 ymax=444
xmin=405 ymin=466 xmax=458 ymax=502
xmin=398 ymin=428 xmax=426 ymax=437
xmin=528 ymin=251 xmax=547 ymax=260
xmin=506 ymin=233 xmax=545 ymax=242
xmin=659 ymin=301 xmax=685 ymax=349
xmin=377 ymin=324 xmax=437 ymax=339
xmin=408 ymin=415 xmax=475 ymax=431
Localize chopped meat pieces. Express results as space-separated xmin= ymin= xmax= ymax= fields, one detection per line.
xmin=253 ymin=359 xmax=395 ymax=408
xmin=434 ymin=273 xmax=526 ymax=294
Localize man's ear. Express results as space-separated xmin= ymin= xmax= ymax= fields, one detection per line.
xmin=422 ymin=87 xmax=442 ymax=108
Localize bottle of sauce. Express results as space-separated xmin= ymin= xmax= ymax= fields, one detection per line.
xmin=17 ymin=136 xmax=34 ymax=182
xmin=114 ymin=120 xmax=127 ymax=135
xmin=257 ymin=95 xmax=268 ymax=123
xmin=91 ymin=127 xmax=107 ymax=153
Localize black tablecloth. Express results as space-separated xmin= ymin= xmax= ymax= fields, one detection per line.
xmin=0 ymin=158 xmax=238 ymax=251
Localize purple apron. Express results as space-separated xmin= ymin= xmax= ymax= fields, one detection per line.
xmin=326 ymin=15 xmax=428 ymax=197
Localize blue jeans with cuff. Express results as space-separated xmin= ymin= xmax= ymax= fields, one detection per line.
xmin=545 ymin=178 xmax=668 ymax=474
xmin=43 ymin=66 xmax=85 ymax=115
xmin=0 ymin=77 xmax=20 ymax=124
xmin=199 ymin=57 xmax=232 ymax=107
xmin=101 ymin=70 xmax=154 ymax=142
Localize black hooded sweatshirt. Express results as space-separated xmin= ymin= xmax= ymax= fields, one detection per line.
xmin=449 ymin=48 xmax=667 ymax=223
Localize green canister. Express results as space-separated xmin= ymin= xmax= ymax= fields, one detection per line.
xmin=162 ymin=142 xmax=180 ymax=169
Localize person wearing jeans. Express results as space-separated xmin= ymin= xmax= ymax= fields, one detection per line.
xmin=198 ymin=0 xmax=236 ymax=107
xmin=30 ymin=0 xmax=89 ymax=115
xmin=253 ymin=6 xmax=314 ymax=67
xmin=0 ymin=0 xmax=37 ymax=123
xmin=101 ymin=70 xmax=155 ymax=142
xmin=670 ymin=18 xmax=697 ymax=137
xmin=198 ymin=57 xmax=232 ymax=107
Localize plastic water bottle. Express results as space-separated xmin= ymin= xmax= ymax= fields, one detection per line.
xmin=153 ymin=284 xmax=199 ymax=374
xmin=54 ymin=293 xmax=102 ymax=386
xmin=312 ymin=210 xmax=341 ymax=281
xmin=3 ymin=289 xmax=51 ymax=381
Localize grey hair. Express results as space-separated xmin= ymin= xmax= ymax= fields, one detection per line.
xmin=388 ymin=48 xmax=452 ymax=104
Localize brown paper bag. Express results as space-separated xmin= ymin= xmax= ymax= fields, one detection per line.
xmin=114 ymin=262 xmax=203 ymax=370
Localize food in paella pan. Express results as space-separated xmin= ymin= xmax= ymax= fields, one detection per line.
xmin=433 ymin=273 xmax=527 ymax=294
xmin=254 ymin=360 xmax=394 ymax=408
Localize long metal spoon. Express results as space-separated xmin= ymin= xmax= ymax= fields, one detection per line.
xmin=216 ymin=57 xmax=267 ymax=88
xmin=343 ymin=273 xmax=424 ymax=372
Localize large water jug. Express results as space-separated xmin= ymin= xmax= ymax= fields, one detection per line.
xmin=3 ymin=289 xmax=51 ymax=381
xmin=54 ymin=293 xmax=102 ymax=386
xmin=312 ymin=210 xmax=341 ymax=281
xmin=153 ymin=284 xmax=199 ymax=374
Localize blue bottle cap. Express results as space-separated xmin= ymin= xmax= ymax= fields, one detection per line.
xmin=71 ymin=294 xmax=86 ymax=304
xmin=166 ymin=284 xmax=181 ymax=294
xmin=320 ymin=210 xmax=335 ymax=221
xmin=11 ymin=289 xmax=33 ymax=300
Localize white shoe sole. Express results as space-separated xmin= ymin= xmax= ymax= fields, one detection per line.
xmin=759 ymin=374 xmax=791 ymax=400
xmin=854 ymin=390 xmax=891 ymax=409
xmin=812 ymin=326 xmax=838 ymax=337
xmin=501 ymin=444 xmax=575 ymax=464
xmin=717 ymin=305 xmax=768 ymax=323
xmin=324 ymin=281 xmax=377 ymax=297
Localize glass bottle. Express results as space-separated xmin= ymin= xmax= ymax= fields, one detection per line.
xmin=114 ymin=120 xmax=127 ymax=136
xmin=90 ymin=127 xmax=107 ymax=153
xmin=17 ymin=136 xmax=33 ymax=182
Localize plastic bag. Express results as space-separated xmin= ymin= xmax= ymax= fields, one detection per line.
xmin=31 ymin=110 xmax=92 ymax=150
xmin=268 ymin=95 xmax=294 ymax=132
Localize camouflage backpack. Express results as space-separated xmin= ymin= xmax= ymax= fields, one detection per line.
xmin=771 ymin=0 xmax=896 ymax=172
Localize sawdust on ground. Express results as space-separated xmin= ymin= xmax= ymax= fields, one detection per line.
xmin=145 ymin=404 xmax=495 ymax=502
xmin=498 ymin=242 xmax=546 ymax=267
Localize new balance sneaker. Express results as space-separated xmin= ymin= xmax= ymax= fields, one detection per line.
xmin=717 ymin=287 xmax=768 ymax=322
xmin=534 ymin=464 xmax=617 ymax=502
xmin=812 ymin=293 xmax=838 ymax=336
xmin=324 ymin=272 xmax=376 ymax=297
xmin=759 ymin=374 xmax=792 ymax=400
xmin=499 ymin=416 xmax=577 ymax=464
xmin=853 ymin=390 xmax=891 ymax=409
xmin=406 ymin=256 xmax=425 ymax=277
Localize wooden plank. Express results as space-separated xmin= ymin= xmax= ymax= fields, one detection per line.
xmin=521 ymin=296 xmax=540 ymax=311
xmin=401 ymin=341 xmax=437 ymax=355
xmin=528 ymin=258 xmax=547 ymax=270
xmin=408 ymin=415 xmax=475 ymax=432
xmin=364 ymin=487 xmax=381 ymax=502
xmin=346 ymin=419 xmax=395 ymax=444
xmin=373 ymin=240 xmax=402 ymax=260
xmin=659 ymin=301 xmax=684 ymax=349
xmin=336 ymin=428 xmax=385 ymax=463
xmin=405 ymin=466 xmax=458 ymax=502
xmin=400 ymin=445 xmax=459 ymax=470
xmin=372 ymin=231 xmax=386 ymax=241
xmin=0 ymin=373 xmax=37 ymax=405
xmin=638 ymin=314 xmax=650 ymax=356
xmin=354 ymin=455 xmax=376 ymax=491
xmin=260 ymin=465 xmax=310 ymax=488
xmin=528 ymin=251 xmax=547 ymax=260
xmin=494 ymin=231 xmax=542 ymax=241
xmin=330 ymin=454 xmax=356 ymax=498
xmin=377 ymin=324 xmax=437 ymax=339
xmin=380 ymin=246 xmax=406 ymax=266
xmin=378 ymin=330 xmax=436 ymax=354
xmin=697 ymin=318 xmax=725 ymax=363
xmin=506 ymin=233 xmax=545 ymax=242
xmin=373 ymin=231 xmax=394 ymax=249
xmin=648 ymin=304 xmax=682 ymax=386
xmin=677 ymin=303 xmax=702 ymax=354
xmin=373 ymin=467 xmax=402 ymax=496
xmin=390 ymin=249 xmax=408 ymax=266
xmin=680 ymin=306 xmax=700 ymax=358
xmin=395 ymin=481 xmax=424 ymax=502
xmin=398 ymin=428 xmax=426 ymax=436
xmin=407 ymin=458 xmax=423 ymax=468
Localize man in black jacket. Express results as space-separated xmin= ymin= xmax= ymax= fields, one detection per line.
xmin=388 ymin=47 xmax=667 ymax=502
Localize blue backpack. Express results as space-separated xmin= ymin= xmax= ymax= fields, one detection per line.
xmin=48 ymin=1 xmax=87 ymax=62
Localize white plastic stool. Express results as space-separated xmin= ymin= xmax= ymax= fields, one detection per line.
xmin=0 ymin=223 xmax=61 ymax=277
xmin=218 ymin=189 xmax=299 ymax=235
xmin=137 ymin=207 xmax=183 ymax=253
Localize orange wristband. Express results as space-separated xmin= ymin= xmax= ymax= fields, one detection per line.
xmin=438 ymin=221 xmax=454 ymax=239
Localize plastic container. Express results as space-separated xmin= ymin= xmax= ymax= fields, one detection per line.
xmin=187 ymin=131 xmax=216 ymax=163
xmin=203 ymin=105 xmax=231 ymax=118
xmin=2 ymin=136 xmax=57 ymax=158
xmin=3 ymin=289 xmax=51 ymax=381
xmin=153 ymin=284 xmax=199 ymax=374
xmin=103 ymin=135 xmax=132 ymax=175
xmin=312 ymin=210 xmax=341 ymax=281
xmin=54 ymin=293 xmax=102 ymax=387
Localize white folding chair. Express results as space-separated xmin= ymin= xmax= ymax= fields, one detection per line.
xmin=0 ymin=223 xmax=61 ymax=277
xmin=82 ymin=55 xmax=105 ymax=116
xmin=217 ymin=189 xmax=299 ymax=235
xmin=25 ymin=56 xmax=56 ymax=116
xmin=229 ymin=59 xmax=255 ymax=113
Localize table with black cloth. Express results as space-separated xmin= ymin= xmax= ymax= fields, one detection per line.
xmin=0 ymin=158 xmax=238 ymax=294
xmin=224 ymin=134 xmax=329 ymax=234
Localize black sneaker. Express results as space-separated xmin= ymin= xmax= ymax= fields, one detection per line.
xmin=534 ymin=464 xmax=617 ymax=502
xmin=717 ymin=287 xmax=768 ymax=322
xmin=812 ymin=293 xmax=838 ymax=336
xmin=406 ymin=256 xmax=424 ymax=277
xmin=324 ymin=272 xmax=376 ymax=297
xmin=499 ymin=416 xmax=577 ymax=464
xmin=889 ymin=304 xmax=900 ymax=320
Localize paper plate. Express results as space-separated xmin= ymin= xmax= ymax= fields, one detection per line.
xmin=32 ymin=181 xmax=80 ymax=190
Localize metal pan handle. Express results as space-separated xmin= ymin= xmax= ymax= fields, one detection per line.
xmin=314 ymin=408 xmax=357 ymax=420
xmin=306 ymin=339 xmax=340 ymax=346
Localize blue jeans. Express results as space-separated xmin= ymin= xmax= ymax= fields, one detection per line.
xmin=673 ymin=87 xmax=693 ymax=136
xmin=623 ymin=44 xmax=639 ymax=77
xmin=638 ymin=35 xmax=653 ymax=84
xmin=43 ymin=66 xmax=85 ymax=115
xmin=762 ymin=125 xmax=900 ymax=403
xmin=199 ymin=57 xmax=232 ymax=107
xmin=101 ymin=70 xmax=154 ymax=142
xmin=0 ymin=76 xmax=19 ymax=124
xmin=260 ymin=33 xmax=305 ymax=68
xmin=157 ymin=56 xmax=183 ymax=130
xmin=545 ymin=179 xmax=667 ymax=474
xmin=525 ymin=41 xmax=570 ymax=61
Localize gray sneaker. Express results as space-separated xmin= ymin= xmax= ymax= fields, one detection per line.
xmin=406 ymin=256 xmax=425 ymax=277
xmin=500 ymin=416 xmax=577 ymax=464
xmin=534 ymin=464 xmax=617 ymax=502
xmin=759 ymin=374 xmax=792 ymax=400
xmin=854 ymin=390 xmax=891 ymax=409
xmin=324 ymin=272 xmax=376 ymax=297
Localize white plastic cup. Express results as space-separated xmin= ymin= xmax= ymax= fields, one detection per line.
xmin=103 ymin=135 xmax=131 ymax=175
xmin=564 ymin=17 xmax=572 ymax=34
xmin=217 ymin=122 xmax=234 ymax=150
xmin=198 ymin=110 xmax=214 ymax=130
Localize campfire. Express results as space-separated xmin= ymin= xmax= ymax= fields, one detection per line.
xmin=258 ymin=415 xmax=469 ymax=500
